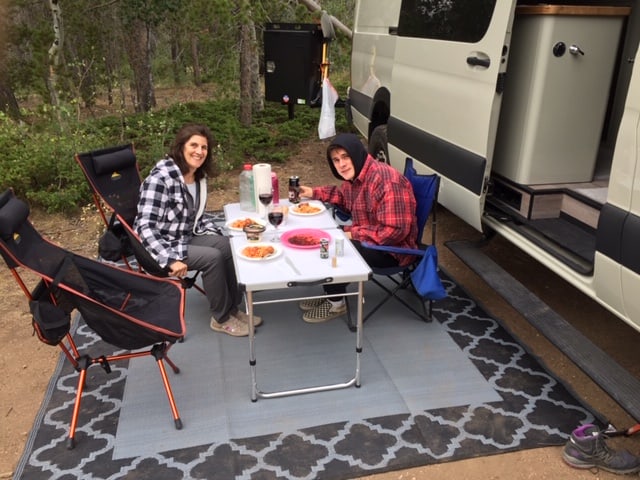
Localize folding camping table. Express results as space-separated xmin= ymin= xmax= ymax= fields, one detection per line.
xmin=224 ymin=201 xmax=372 ymax=401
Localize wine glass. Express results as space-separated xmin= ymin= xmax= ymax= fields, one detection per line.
xmin=268 ymin=204 xmax=284 ymax=241
xmin=258 ymin=190 xmax=273 ymax=219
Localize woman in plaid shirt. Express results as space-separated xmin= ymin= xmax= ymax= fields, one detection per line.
xmin=298 ymin=133 xmax=418 ymax=323
xmin=134 ymin=124 xmax=261 ymax=337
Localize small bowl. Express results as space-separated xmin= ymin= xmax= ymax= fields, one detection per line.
xmin=243 ymin=223 xmax=266 ymax=242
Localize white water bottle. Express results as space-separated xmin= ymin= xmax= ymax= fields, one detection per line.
xmin=239 ymin=163 xmax=255 ymax=211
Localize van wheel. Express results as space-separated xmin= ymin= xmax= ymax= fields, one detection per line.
xmin=369 ymin=125 xmax=389 ymax=164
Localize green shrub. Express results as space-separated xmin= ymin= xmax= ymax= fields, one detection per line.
xmin=0 ymin=94 xmax=355 ymax=213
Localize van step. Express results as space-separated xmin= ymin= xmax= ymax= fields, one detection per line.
xmin=484 ymin=205 xmax=595 ymax=274
xmin=446 ymin=239 xmax=640 ymax=423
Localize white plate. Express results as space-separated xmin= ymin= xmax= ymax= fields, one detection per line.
xmin=288 ymin=201 xmax=327 ymax=216
xmin=237 ymin=243 xmax=282 ymax=261
xmin=225 ymin=216 xmax=267 ymax=232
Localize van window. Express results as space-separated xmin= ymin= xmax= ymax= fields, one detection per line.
xmin=398 ymin=0 xmax=497 ymax=42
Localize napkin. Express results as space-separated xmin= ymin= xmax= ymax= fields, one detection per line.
xmin=252 ymin=163 xmax=272 ymax=218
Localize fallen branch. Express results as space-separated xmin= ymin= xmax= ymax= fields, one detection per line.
xmin=297 ymin=0 xmax=352 ymax=38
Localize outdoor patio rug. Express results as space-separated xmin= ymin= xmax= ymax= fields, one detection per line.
xmin=14 ymin=270 xmax=603 ymax=480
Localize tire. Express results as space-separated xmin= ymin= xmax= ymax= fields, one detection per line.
xmin=368 ymin=125 xmax=389 ymax=164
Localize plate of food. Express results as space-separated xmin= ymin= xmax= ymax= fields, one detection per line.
xmin=237 ymin=243 xmax=282 ymax=261
xmin=289 ymin=201 xmax=326 ymax=216
xmin=280 ymin=228 xmax=331 ymax=249
xmin=225 ymin=216 xmax=266 ymax=232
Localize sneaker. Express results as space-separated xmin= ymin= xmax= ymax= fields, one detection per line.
xmin=235 ymin=310 xmax=263 ymax=327
xmin=302 ymin=299 xmax=347 ymax=323
xmin=210 ymin=315 xmax=250 ymax=337
xmin=562 ymin=424 xmax=640 ymax=474
xmin=299 ymin=298 xmax=326 ymax=311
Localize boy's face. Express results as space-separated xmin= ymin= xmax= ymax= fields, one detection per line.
xmin=330 ymin=147 xmax=356 ymax=181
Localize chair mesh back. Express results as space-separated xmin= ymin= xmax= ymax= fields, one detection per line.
xmin=0 ymin=191 xmax=185 ymax=350
xmin=63 ymin=255 xmax=184 ymax=349
xmin=0 ymin=195 xmax=74 ymax=280
xmin=403 ymin=158 xmax=439 ymax=244
xmin=76 ymin=144 xmax=141 ymax=226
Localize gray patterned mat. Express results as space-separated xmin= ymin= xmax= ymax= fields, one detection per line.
xmin=14 ymin=271 xmax=602 ymax=479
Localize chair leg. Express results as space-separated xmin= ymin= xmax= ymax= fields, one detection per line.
xmin=364 ymin=276 xmax=433 ymax=323
xmin=164 ymin=353 xmax=181 ymax=374
xmin=58 ymin=338 xmax=80 ymax=370
xmin=362 ymin=277 xmax=399 ymax=322
xmin=67 ymin=355 xmax=92 ymax=449
xmin=151 ymin=343 xmax=183 ymax=430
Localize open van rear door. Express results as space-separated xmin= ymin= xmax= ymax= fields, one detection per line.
xmin=388 ymin=1 xmax=516 ymax=230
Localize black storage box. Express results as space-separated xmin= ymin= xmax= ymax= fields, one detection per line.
xmin=263 ymin=23 xmax=323 ymax=105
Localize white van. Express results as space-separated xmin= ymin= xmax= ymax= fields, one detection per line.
xmin=348 ymin=1 xmax=640 ymax=332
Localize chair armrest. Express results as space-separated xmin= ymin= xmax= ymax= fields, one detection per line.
xmin=328 ymin=203 xmax=352 ymax=224
xmin=361 ymin=242 xmax=426 ymax=257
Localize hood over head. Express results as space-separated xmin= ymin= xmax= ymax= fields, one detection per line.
xmin=326 ymin=133 xmax=368 ymax=181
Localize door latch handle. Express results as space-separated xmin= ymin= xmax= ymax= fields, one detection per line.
xmin=467 ymin=56 xmax=490 ymax=68
xmin=569 ymin=44 xmax=585 ymax=56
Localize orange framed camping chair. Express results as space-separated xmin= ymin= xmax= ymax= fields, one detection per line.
xmin=0 ymin=189 xmax=186 ymax=449
xmin=74 ymin=144 xmax=204 ymax=294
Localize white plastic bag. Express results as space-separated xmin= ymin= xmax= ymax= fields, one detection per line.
xmin=318 ymin=78 xmax=339 ymax=139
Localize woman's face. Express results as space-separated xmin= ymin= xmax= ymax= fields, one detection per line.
xmin=330 ymin=147 xmax=355 ymax=181
xmin=182 ymin=134 xmax=208 ymax=173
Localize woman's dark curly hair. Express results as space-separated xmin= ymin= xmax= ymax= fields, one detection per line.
xmin=168 ymin=123 xmax=215 ymax=181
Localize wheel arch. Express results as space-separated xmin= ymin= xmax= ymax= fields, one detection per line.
xmin=368 ymin=87 xmax=391 ymax=138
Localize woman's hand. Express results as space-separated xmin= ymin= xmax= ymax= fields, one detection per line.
xmin=169 ymin=260 xmax=188 ymax=278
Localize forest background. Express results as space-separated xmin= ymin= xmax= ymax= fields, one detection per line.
xmin=2 ymin=3 xmax=640 ymax=480
xmin=0 ymin=0 xmax=355 ymax=212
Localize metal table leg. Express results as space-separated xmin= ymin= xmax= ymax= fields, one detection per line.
xmin=248 ymin=283 xmax=364 ymax=400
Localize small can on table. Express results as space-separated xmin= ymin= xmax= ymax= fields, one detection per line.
xmin=320 ymin=238 xmax=329 ymax=259
xmin=288 ymin=176 xmax=300 ymax=204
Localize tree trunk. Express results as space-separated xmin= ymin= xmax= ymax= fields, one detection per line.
xmin=239 ymin=2 xmax=253 ymax=127
xmin=0 ymin=80 xmax=20 ymax=120
xmin=0 ymin=2 xmax=19 ymax=119
xmin=170 ymin=28 xmax=182 ymax=86
xmin=297 ymin=0 xmax=353 ymax=38
xmin=47 ymin=0 xmax=64 ymax=109
xmin=124 ymin=19 xmax=156 ymax=113
xmin=239 ymin=0 xmax=262 ymax=124
xmin=249 ymin=17 xmax=263 ymax=114
xmin=190 ymin=33 xmax=201 ymax=86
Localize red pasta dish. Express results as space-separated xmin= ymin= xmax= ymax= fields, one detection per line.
xmin=288 ymin=234 xmax=320 ymax=246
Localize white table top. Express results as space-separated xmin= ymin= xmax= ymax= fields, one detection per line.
xmin=224 ymin=200 xmax=339 ymax=234
xmin=229 ymin=226 xmax=371 ymax=292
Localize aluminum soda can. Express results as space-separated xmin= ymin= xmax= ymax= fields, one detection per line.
xmin=288 ymin=176 xmax=300 ymax=204
xmin=335 ymin=238 xmax=344 ymax=257
xmin=320 ymin=238 xmax=329 ymax=259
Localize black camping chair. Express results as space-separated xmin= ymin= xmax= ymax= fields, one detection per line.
xmin=75 ymin=144 xmax=204 ymax=294
xmin=0 ymin=189 xmax=186 ymax=449
xmin=358 ymin=157 xmax=446 ymax=324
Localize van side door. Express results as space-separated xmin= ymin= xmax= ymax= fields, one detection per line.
xmin=601 ymin=45 xmax=640 ymax=331
xmin=388 ymin=1 xmax=516 ymax=230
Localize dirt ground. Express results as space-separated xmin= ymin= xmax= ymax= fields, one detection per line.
xmin=1 ymin=136 xmax=639 ymax=480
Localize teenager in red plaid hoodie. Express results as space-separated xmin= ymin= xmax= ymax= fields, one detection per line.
xmin=298 ymin=133 xmax=417 ymax=323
